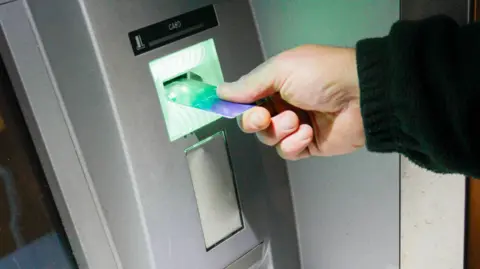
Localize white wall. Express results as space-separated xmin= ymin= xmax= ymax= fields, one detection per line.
xmin=251 ymin=0 xmax=466 ymax=268
xmin=401 ymin=158 xmax=465 ymax=269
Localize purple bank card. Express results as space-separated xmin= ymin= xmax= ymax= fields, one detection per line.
xmin=164 ymin=79 xmax=254 ymax=119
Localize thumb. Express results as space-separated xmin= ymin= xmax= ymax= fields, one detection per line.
xmin=217 ymin=60 xmax=280 ymax=103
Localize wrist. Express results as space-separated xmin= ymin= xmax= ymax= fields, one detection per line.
xmin=345 ymin=47 xmax=360 ymax=101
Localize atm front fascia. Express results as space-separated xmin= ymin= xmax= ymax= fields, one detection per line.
xmin=0 ymin=0 xmax=300 ymax=269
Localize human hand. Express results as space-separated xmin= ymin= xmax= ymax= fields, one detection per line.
xmin=217 ymin=45 xmax=365 ymax=160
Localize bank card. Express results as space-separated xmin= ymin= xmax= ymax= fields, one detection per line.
xmin=164 ymin=78 xmax=254 ymax=119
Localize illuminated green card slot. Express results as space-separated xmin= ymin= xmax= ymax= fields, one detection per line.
xmin=149 ymin=39 xmax=224 ymax=141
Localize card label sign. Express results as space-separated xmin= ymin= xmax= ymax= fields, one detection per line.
xmin=128 ymin=5 xmax=218 ymax=56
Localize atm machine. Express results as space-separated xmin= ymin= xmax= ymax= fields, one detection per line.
xmin=0 ymin=0 xmax=472 ymax=269
xmin=0 ymin=0 xmax=299 ymax=268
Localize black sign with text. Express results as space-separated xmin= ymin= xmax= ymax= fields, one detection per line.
xmin=128 ymin=5 xmax=218 ymax=56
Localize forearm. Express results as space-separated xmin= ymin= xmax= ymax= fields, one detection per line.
xmin=356 ymin=15 xmax=480 ymax=177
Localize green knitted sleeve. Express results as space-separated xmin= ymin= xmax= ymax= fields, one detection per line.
xmin=356 ymin=15 xmax=480 ymax=177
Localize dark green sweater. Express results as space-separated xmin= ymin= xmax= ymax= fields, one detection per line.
xmin=356 ymin=15 xmax=480 ymax=178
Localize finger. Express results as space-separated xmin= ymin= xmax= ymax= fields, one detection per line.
xmin=217 ymin=59 xmax=281 ymax=103
xmin=256 ymin=110 xmax=299 ymax=146
xmin=238 ymin=106 xmax=271 ymax=133
xmin=268 ymin=93 xmax=312 ymax=125
xmin=276 ymin=124 xmax=314 ymax=160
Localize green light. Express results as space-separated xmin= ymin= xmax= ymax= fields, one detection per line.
xmin=149 ymin=39 xmax=224 ymax=141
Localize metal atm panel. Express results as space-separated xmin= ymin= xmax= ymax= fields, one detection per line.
xmin=0 ymin=1 xmax=117 ymax=268
xmin=20 ymin=0 xmax=300 ymax=268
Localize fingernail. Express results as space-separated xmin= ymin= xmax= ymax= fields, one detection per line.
xmin=217 ymin=82 xmax=232 ymax=91
xmin=299 ymin=130 xmax=312 ymax=141
xmin=250 ymin=112 xmax=265 ymax=128
xmin=298 ymin=126 xmax=313 ymax=142
xmin=216 ymin=84 xmax=227 ymax=94
xmin=279 ymin=113 xmax=296 ymax=130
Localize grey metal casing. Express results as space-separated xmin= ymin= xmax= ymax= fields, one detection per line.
xmin=0 ymin=1 xmax=117 ymax=268
xmin=16 ymin=0 xmax=301 ymax=268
